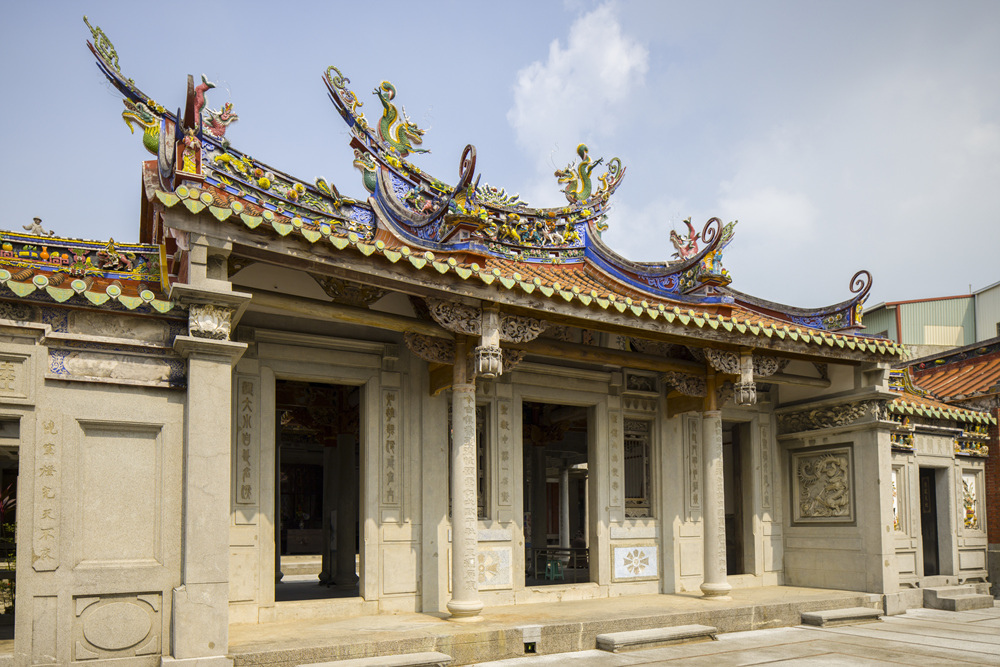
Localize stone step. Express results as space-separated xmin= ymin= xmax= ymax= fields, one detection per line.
xmin=300 ymin=652 xmax=452 ymax=667
xmin=923 ymin=584 xmax=994 ymax=611
xmin=596 ymin=624 xmax=718 ymax=652
xmin=925 ymin=593 xmax=994 ymax=612
xmin=800 ymin=607 xmax=882 ymax=627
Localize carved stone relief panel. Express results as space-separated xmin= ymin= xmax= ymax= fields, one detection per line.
xmin=790 ymin=445 xmax=855 ymax=524
xmin=69 ymin=311 xmax=172 ymax=345
xmin=234 ymin=375 xmax=259 ymax=506
xmin=48 ymin=349 xmax=181 ymax=386
xmin=33 ymin=415 xmax=61 ymax=572
xmin=961 ymin=472 xmax=981 ymax=531
xmin=72 ymin=593 xmax=161 ymax=660
xmin=777 ymin=401 xmax=882 ymax=435
xmin=477 ymin=546 xmax=512 ymax=590
xmin=612 ymin=544 xmax=658 ymax=582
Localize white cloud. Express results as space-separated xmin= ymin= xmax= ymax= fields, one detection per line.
xmin=507 ymin=2 xmax=648 ymax=189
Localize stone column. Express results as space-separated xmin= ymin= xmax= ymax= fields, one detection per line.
xmin=531 ymin=446 xmax=549 ymax=572
xmin=334 ymin=433 xmax=359 ymax=586
xmin=559 ymin=463 xmax=570 ymax=549
xmin=319 ymin=443 xmax=336 ymax=584
xmin=168 ymin=287 xmax=249 ymax=666
xmin=447 ymin=336 xmax=483 ymax=620
xmin=274 ymin=428 xmax=283 ymax=584
xmin=700 ymin=370 xmax=731 ymax=598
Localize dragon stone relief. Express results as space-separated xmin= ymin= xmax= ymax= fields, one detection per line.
xmin=794 ymin=449 xmax=853 ymax=521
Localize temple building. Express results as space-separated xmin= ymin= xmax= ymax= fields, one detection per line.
xmin=0 ymin=19 xmax=991 ymax=666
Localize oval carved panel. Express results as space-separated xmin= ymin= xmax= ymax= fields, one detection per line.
xmin=83 ymin=601 xmax=151 ymax=651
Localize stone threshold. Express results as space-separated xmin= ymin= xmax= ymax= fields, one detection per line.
xmin=229 ymin=586 xmax=881 ymax=666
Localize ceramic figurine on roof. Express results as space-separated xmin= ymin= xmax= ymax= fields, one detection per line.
xmin=374 ymin=81 xmax=428 ymax=157
xmin=555 ymin=143 xmax=625 ymax=204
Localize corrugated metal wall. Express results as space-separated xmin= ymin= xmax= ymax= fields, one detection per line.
xmin=862 ymin=306 xmax=897 ymax=341
xmin=974 ymin=283 xmax=1000 ymax=342
xmin=900 ymin=297 xmax=974 ymax=346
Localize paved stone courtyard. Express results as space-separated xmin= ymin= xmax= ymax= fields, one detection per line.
xmin=476 ymin=603 xmax=1000 ymax=666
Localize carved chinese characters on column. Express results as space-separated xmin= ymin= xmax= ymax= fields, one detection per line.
xmin=609 ymin=409 xmax=623 ymax=513
xmin=709 ymin=416 xmax=726 ymax=574
xmin=497 ymin=399 xmax=512 ymax=508
xmin=382 ymin=389 xmax=400 ymax=506
xmin=684 ymin=414 xmax=701 ymax=518
xmin=962 ymin=473 xmax=979 ymax=530
xmin=791 ymin=446 xmax=854 ymax=524
xmin=759 ymin=423 xmax=772 ymax=511
xmin=34 ymin=416 xmax=61 ymax=571
xmin=235 ymin=376 xmax=258 ymax=505
xmin=459 ymin=393 xmax=478 ymax=594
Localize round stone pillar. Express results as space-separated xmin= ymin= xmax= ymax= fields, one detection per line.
xmin=700 ymin=409 xmax=731 ymax=598
xmin=447 ymin=383 xmax=483 ymax=619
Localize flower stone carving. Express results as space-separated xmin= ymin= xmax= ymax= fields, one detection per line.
xmin=188 ymin=304 xmax=234 ymax=340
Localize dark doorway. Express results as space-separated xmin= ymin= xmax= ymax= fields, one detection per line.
xmin=275 ymin=380 xmax=361 ymax=601
xmin=919 ymin=467 xmax=940 ymax=576
xmin=723 ymin=422 xmax=752 ymax=576
xmin=522 ymin=402 xmax=590 ymax=585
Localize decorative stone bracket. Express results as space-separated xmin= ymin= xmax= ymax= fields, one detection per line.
xmin=661 ymin=371 xmax=733 ymax=406
xmin=688 ymin=347 xmax=788 ymax=407
xmin=424 ymin=298 xmax=546 ymax=378
xmin=403 ymin=332 xmax=526 ymax=378
xmin=170 ymin=283 xmax=252 ymax=343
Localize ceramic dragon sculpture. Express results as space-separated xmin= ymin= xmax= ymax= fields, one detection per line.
xmin=121 ymin=98 xmax=161 ymax=155
xmin=555 ymin=143 xmax=624 ymax=204
xmin=374 ymin=81 xmax=429 ymax=156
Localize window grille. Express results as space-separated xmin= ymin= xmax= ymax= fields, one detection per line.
xmin=624 ymin=419 xmax=651 ymax=518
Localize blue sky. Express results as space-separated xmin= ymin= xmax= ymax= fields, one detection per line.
xmin=1 ymin=1 xmax=998 ymax=309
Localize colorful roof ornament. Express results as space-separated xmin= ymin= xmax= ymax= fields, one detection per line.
xmin=79 ymin=17 xmax=894 ymax=352
xmin=0 ymin=228 xmax=175 ymax=314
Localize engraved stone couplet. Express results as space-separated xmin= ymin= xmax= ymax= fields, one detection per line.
xmin=235 ymin=375 xmax=258 ymax=505
xmin=447 ymin=383 xmax=483 ymax=619
xmin=700 ymin=410 xmax=730 ymax=597
xmin=33 ymin=416 xmax=62 ymax=572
